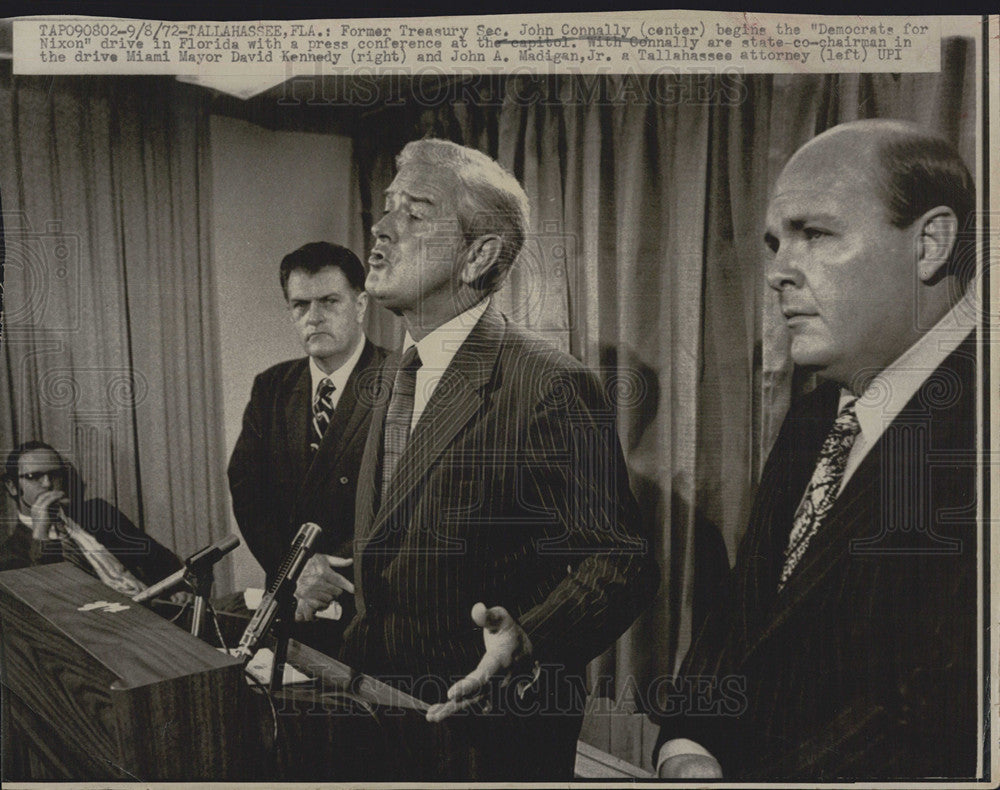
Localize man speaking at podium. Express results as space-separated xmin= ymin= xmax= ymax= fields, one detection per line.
xmin=342 ymin=139 xmax=659 ymax=780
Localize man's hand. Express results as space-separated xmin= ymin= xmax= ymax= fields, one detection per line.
xmin=294 ymin=554 xmax=354 ymax=622
xmin=657 ymin=739 xmax=724 ymax=778
xmin=425 ymin=603 xmax=532 ymax=723
xmin=29 ymin=490 xmax=68 ymax=541
xmin=658 ymin=753 xmax=724 ymax=778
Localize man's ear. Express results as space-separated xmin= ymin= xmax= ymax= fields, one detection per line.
xmin=916 ymin=206 xmax=958 ymax=283
xmin=3 ymin=478 xmax=17 ymax=499
xmin=356 ymin=290 xmax=369 ymax=323
xmin=459 ymin=235 xmax=502 ymax=287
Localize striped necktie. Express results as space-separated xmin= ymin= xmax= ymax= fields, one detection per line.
xmin=779 ymin=399 xmax=861 ymax=592
xmin=311 ymin=377 xmax=336 ymax=452
xmin=381 ymin=345 xmax=422 ymax=501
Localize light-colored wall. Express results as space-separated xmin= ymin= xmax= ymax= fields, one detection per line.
xmin=209 ymin=114 xmax=362 ymax=592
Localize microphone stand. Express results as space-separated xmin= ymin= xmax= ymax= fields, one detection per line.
xmin=268 ymin=590 xmax=297 ymax=693
xmin=133 ymin=535 xmax=240 ymax=641
xmin=186 ymin=562 xmax=217 ymax=640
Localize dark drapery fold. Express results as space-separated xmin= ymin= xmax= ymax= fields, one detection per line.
xmin=0 ymin=69 xmax=231 ymax=583
xmin=351 ymin=44 xmax=976 ymax=702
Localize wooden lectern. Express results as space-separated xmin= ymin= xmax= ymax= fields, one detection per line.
xmin=0 ymin=562 xmax=257 ymax=781
xmin=0 ymin=562 xmax=644 ymax=780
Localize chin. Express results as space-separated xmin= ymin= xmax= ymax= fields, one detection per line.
xmin=369 ymin=290 xmax=404 ymax=316
xmin=790 ymin=335 xmax=834 ymax=367
xmin=307 ymin=341 xmax=337 ymax=358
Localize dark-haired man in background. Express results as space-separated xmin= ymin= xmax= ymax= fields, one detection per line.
xmin=654 ymin=120 xmax=980 ymax=780
xmin=228 ymin=242 xmax=386 ymax=647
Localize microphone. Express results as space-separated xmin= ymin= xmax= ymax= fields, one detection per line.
xmin=133 ymin=534 xmax=241 ymax=603
xmin=235 ymin=522 xmax=322 ymax=660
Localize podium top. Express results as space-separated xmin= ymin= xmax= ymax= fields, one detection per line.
xmin=0 ymin=562 xmax=240 ymax=690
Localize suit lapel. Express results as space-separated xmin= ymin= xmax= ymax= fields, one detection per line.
xmin=285 ymin=362 xmax=312 ymax=486
xmin=745 ymin=448 xmax=881 ymax=658
xmin=738 ymin=384 xmax=838 ymax=654
xmin=300 ymin=340 xmax=377 ymax=495
xmin=355 ymin=358 xmax=393 ymax=547
xmin=742 ymin=333 xmax=977 ymax=662
xmin=357 ymin=307 xmax=504 ymax=557
xmin=335 ymin=343 xmax=378 ymax=453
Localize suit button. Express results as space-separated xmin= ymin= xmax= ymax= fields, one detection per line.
xmin=340 ymin=476 xmax=349 ymax=485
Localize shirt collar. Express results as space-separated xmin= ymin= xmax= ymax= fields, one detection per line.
xmin=848 ymin=296 xmax=976 ymax=443
xmin=402 ymin=299 xmax=490 ymax=374
xmin=309 ymin=335 xmax=365 ymax=398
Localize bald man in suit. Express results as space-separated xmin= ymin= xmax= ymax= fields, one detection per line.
xmin=653 ymin=120 xmax=980 ymax=780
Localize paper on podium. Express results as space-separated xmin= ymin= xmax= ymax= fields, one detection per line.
xmin=244 ymin=588 xmax=342 ymax=619
xmin=222 ymin=646 xmax=314 ymax=686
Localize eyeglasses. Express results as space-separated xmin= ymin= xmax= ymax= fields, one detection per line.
xmin=19 ymin=468 xmax=66 ymax=483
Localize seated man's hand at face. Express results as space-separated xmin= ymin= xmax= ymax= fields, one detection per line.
xmin=294 ymin=554 xmax=354 ymax=621
xmin=29 ymin=490 xmax=68 ymax=541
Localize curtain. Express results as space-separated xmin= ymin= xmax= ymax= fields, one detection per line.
xmin=351 ymin=37 xmax=977 ymax=700
xmin=0 ymin=68 xmax=231 ymax=583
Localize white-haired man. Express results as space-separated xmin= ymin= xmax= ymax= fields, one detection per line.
xmin=341 ymin=139 xmax=659 ymax=780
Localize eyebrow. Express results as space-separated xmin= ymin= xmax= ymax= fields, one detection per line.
xmin=289 ymin=292 xmax=343 ymax=304
xmin=384 ymin=187 xmax=436 ymax=207
xmin=773 ymin=212 xmax=840 ymax=230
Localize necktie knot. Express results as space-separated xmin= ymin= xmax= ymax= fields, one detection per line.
xmin=400 ymin=345 xmax=422 ymax=375
xmin=831 ymin=397 xmax=860 ymax=439
xmin=311 ymin=377 xmax=337 ymax=452
xmin=315 ymin=377 xmax=335 ymax=407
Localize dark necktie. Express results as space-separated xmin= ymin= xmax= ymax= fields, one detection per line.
xmin=779 ymin=398 xmax=861 ymax=591
xmin=381 ymin=346 xmax=422 ymax=500
xmin=311 ymin=377 xmax=336 ymax=452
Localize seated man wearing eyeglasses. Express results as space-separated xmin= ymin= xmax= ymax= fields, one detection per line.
xmin=1 ymin=440 xmax=182 ymax=593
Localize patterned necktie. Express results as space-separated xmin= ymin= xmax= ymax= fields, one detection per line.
xmin=57 ymin=518 xmax=146 ymax=597
xmin=311 ymin=377 xmax=336 ymax=452
xmin=381 ymin=345 xmax=422 ymax=501
xmin=778 ymin=399 xmax=861 ymax=592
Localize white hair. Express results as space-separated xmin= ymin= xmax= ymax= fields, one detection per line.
xmin=397 ymin=139 xmax=531 ymax=294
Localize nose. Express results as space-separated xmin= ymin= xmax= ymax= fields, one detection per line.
xmin=765 ymin=249 xmax=804 ymax=292
xmin=37 ymin=473 xmax=53 ymax=489
xmin=371 ymin=212 xmax=394 ymax=244
xmin=305 ymin=301 xmax=324 ymax=324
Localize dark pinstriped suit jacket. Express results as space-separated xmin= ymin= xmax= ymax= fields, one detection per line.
xmin=341 ymin=305 xmax=658 ymax=776
xmin=228 ymin=339 xmax=387 ymax=581
xmin=654 ymin=334 xmax=979 ymax=780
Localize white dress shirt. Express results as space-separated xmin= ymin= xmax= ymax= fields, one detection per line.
xmin=308 ymin=334 xmax=366 ymax=410
xmin=401 ymin=299 xmax=490 ymax=432
xmin=840 ymin=296 xmax=976 ymax=490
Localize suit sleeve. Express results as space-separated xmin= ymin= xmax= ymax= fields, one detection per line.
xmin=514 ymin=367 xmax=660 ymax=669
xmin=649 ymin=576 xmax=740 ymax=773
xmin=228 ymin=374 xmax=286 ymax=577
xmin=111 ymin=504 xmax=183 ymax=585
